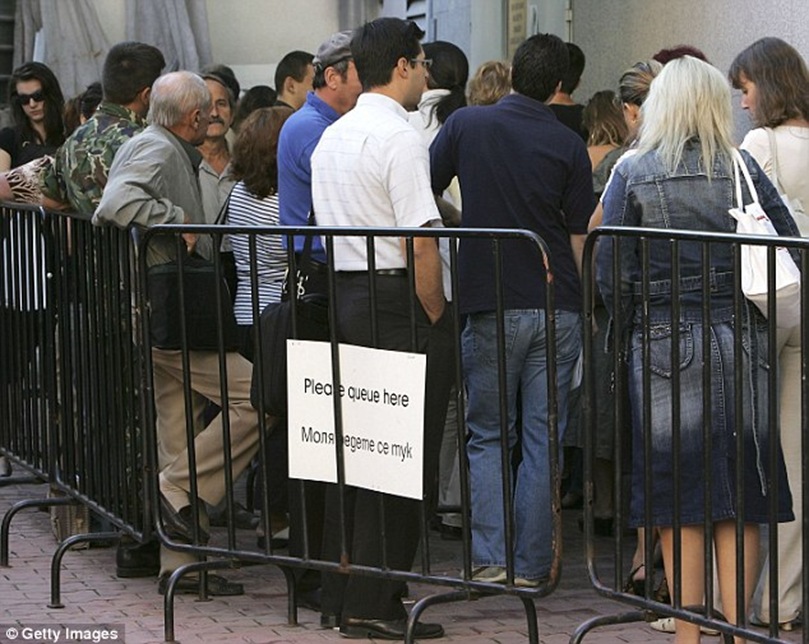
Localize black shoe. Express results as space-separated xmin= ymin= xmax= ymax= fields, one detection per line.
xmin=116 ymin=538 xmax=160 ymax=578
xmin=159 ymin=492 xmax=209 ymax=542
xmin=339 ymin=617 xmax=444 ymax=640
xmin=157 ymin=573 xmax=244 ymax=596
xmin=208 ymin=502 xmax=259 ymax=529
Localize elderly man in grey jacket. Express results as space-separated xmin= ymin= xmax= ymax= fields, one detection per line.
xmin=95 ymin=71 xmax=266 ymax=596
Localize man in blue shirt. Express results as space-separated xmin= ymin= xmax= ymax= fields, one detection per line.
xmin=274 ymin=29 xmax=362 ymax=620
xmin=278 ymin=30 xmax=362 ymax=272
xmin=431 ymin=33 xmax=595 ymax=586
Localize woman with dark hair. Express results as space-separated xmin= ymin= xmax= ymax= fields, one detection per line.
xmin=0 ymin=62 xmax=65 ymax=171
xmin=232 ymin=85 xmax=277 ymax=134
xmin=410 ymin=41 xmax=468 ymax=136
xmin=408 ymin=40 xmax=469 ymax=541
xmin=729 ymin=36 xmax=809 ymax=632
xmin=224 ymin=106 xmax=293 ymax=355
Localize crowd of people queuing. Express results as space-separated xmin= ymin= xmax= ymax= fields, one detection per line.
xmin=0 ymin=15 xmax=807 ymax=642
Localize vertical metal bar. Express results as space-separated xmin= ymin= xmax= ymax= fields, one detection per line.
xmin=639 ymin=237 xmax=655 ymax=602
xmin=325 ymin=234 xmax=349 ymax=568
xmin=492 ymin=238 xmax=515 ymax=583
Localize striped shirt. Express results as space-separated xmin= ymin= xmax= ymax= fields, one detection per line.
xmin=224 ymin=182 xmax=287 ymax=326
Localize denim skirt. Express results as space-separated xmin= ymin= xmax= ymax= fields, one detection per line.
xmin=627 ymin=318 xmax=793 ymax=527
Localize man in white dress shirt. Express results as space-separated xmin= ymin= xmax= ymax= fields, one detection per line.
xmin=310 ymin=17 xmax=453 ymax=640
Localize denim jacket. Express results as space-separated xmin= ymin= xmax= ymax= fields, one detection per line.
xmin=596 ymin=143 xmax=799 ymax=327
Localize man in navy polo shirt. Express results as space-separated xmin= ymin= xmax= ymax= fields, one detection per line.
xmin=430 ymin=33 xmax=595 ymax=586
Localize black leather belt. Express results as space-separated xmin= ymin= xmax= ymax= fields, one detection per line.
xmin=375 ymin=269 xmax=407 ymax=276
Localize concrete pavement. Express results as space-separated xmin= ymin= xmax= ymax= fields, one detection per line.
xmin=0 ymin=480 xmax=799 ymax=644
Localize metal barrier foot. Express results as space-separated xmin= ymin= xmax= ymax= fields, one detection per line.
xmin=518 ymin=595 xmax=539 ymax=644
xmin=568 ymin=610 xmax=646 ymax=644
xmin=162 ymin=559 xmax=239 ymax=643
xmin=49 ymin=531 xmax=120 ymax=608
xmin=280 ymin=566 xmax=299 ymax=626
xmin=1 ymin=496 xmax=75 ymax=566
xmin=405 ymin=590 xmax=471 ymax=644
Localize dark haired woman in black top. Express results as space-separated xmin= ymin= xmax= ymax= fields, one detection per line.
xmin=0 ymin=61 xmax=65 ymax=170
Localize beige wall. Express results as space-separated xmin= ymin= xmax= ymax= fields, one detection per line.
xmin=571 ymin=0 xmax=809 ymax=141
xmin=88 ymin=0 xmax=341 ymax=88
xmin=205 ymin=1 xmax=339 ymax=64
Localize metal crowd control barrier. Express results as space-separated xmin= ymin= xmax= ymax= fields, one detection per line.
xmin=573 ymin=226 xmax=808 ymax=644
xmin=0 ymin=203 xmax=53 ymax=491
xmin=0 ymin=205 xmax=150 ymax=607
xmin=138 ymin=223 xmax=565 ymax=643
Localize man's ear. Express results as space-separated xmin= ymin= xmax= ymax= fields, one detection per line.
xmin=324 ymin=67 xmax=338 ymax=90
xmin=284 ymin=76 xmax=296 ymax=95
xmin=395 ymin=56 xmax=409 ymax=80
xmin=139 ymin=86 xmax=152 ymax=107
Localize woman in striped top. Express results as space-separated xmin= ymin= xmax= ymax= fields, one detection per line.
xmin=225 ymin=106 xmax=294 ymax=357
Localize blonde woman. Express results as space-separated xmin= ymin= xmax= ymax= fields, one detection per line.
xmin=597 ymin=57 xmax=795 ymax=643
xmin=467 ymin=60 xmax=511 ymax=106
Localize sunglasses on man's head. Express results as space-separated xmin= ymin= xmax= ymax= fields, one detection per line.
xmin=16 ymin=90 xmax=45 ymax=105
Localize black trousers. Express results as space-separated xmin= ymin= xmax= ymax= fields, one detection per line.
xmin=320 ymin=272 xmax=454 ymax=620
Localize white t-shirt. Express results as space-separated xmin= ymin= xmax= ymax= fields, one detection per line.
xmin=311 ymin=92 xmax=441 ymax=271
xmin=741 ymin=125 xmax=809 ymax=230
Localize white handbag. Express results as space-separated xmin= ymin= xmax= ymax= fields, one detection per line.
xmin=728 ymin=149 xmax=801 ymax=328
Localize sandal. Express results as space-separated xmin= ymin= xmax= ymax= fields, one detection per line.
xmin=654 ymin=573 xmax=671 ymax=604
xmin=623 ymin=564 xmax=646 ymax=596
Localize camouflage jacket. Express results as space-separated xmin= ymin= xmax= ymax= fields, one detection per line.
xmin=40 ymin=102 xmax=147 ymax=217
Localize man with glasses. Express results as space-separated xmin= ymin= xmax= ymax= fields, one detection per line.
xmin=311 ymin=17 xmax=452 ymax=640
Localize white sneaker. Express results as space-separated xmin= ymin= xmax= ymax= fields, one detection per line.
xmin=469 ymin=566 xmax=507 ymax=583
xmin=649 ymin=617 xmax=719 ymax=636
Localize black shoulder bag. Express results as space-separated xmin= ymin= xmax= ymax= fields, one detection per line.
xmin=249 ymin=211 xmax=329 ymax=416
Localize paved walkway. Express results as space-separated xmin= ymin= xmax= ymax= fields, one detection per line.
xmin=0 ymin=480 xmax=799 ymax=644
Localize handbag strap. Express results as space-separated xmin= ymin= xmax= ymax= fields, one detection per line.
xmin=214 ymin=184 xmax=236 ymax=225
xmin=297 ymin=209 xmax=316 ymax=278
xmin=732 ymin=148 xmax=760 ymax=208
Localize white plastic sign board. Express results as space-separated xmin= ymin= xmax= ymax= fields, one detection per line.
xmin=287 ymin=340 xmax=426 ymax=500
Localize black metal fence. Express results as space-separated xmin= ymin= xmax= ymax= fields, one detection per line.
xmin=1 ymin=212 xmax=568 ymax=643
xmin=574 ymin=226 xmax=808 ymax=644
xmin=0 ymin=204 xmax=148 ymax=602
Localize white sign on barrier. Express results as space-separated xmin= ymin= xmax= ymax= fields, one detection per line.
xmin=287 ymin=340 xmax=426 ymax=500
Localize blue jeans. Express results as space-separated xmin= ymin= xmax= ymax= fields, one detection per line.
xmin=463 ymin=309 xmax=581 ymax=580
